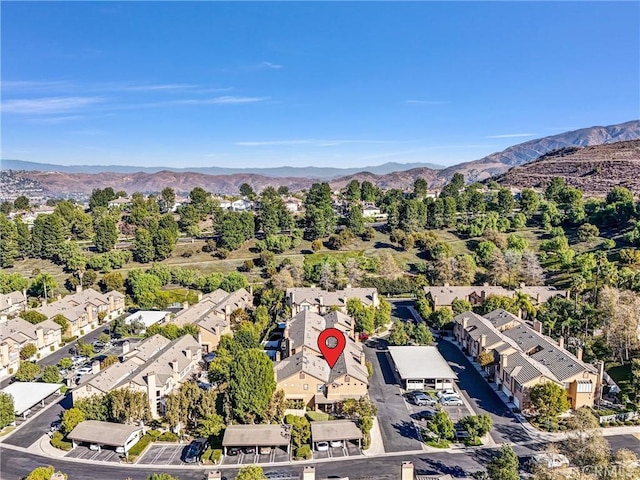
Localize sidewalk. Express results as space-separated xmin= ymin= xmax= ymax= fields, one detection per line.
xmin=363 ymin=417 xmax=385 ymax=456
xmin=29 ymin=433 xmax=68 ymax=458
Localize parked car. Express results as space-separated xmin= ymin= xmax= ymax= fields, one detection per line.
xmin=414 ymin=409 xmax=438 ymax=420
xmin=316 ymin=441 xmax=329 ymax=451
xmin=454 ymin=429 xmax=470 ymax=440
xmin=259 ymin=446 xmax=272 ymax=454
xmin=408 ymin=391 xmax=437 ymax=406
xmin=242 ymin=447 xmax=256 ymax=454
xmin=182 ymin=438 xmax=208 ymax=463
xmin=226 ymin=448 xmax=239 ymax=456
xmin=436 ymin=389 xmax=459 ymax=398
xmin=440 ymin=396 xmax=464 ymax=406
xmin=76 ymin=366 xmax=93 ymax=376
xmin=329 ymin=440 xmax=343 ymax=448
xmin=115 ymin=446 xmax=125 ymax=454
xmin=89 ymin=444 xmax=100 ymax=451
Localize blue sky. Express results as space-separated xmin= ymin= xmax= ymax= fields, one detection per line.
xmin=2 ymin=1 xmax=638 ymax=169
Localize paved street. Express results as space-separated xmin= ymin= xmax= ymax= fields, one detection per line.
xmin=363 ymin=340 xmax=423 ymax=453
xmin=2 ymin=396 xmax=67 ymax=448
xmin=607 ymin=434 xmax=640 ymax=456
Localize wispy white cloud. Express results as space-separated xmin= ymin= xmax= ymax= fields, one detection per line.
xmin=404 ymin=100 xmax=449 ymax=105
xmin=261 ymin=61 xmax=283 ymax=70
xmin=486 ymin=133 xmax=537 ymax=138
xmin=2 ymin=80 xmax=76 ymax=92
xmin=1 ymin=96 xmax=104 ymax=114
xmin=27 ymin=115 xmax=87 ymax=125
xmin=220 ymin=61 xmax=284 ymax=74
xmin=66 ymin=129 xmax=108 ymax=136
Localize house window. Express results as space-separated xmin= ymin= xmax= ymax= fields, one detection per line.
xmin=303 ymin=384 xmax=308 ymax=390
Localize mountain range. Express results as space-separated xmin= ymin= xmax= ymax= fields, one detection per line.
xmin=1 ymin=120 xmax=639 ymax=197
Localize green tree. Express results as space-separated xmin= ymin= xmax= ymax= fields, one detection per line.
xmin=20 ymin=343 xmax=37 ymax=360
xmin=486 ymin=445 xmax=519 ymax=480
xmin=159 ymin=187 xmax=176 ymax=213
xmin=220 ymin=272 xmax=249 ymax=292
xmin=285 ymin=414 xmax=311 ymax=448
xmin=496 ymin=189 xmax=515 ymax=216
xmin=24 ymin=466 xmax=56 ymax=480
xmin=228 ymin=349 xmax=276 ymax=423
xmin=14 ymin=217 xmax=32 ymax=259
xmin=459 ymin=414 xmax=492 ymax=440
xmin=236 ymin=465 xmax=266 ymax=480
xmin=388 ymin=321 xmax=409 ymax=345
xmin=0 ymin=216 xmax=18 ymax=267
xmin=429 ymin=409 xmax=454 ymax=441
xmin=519 ymin=188 xmax=540 ymax=217
xmin=258 ymin=186 xmax=292 ymax=235
xmin=451 ymin=299 xmax=472 ymax=315
xmin=41 ymin=365 xmax=61 ymax=383
xmin=196 ymin=412 xmax=224 ymax=438
xmin=99 ymin=271 xmax=124 ymax=293
xmin=346 ymin=204 xmax=365 ymax=235
xmin=31 ymin=214 xmax=65 ymax=260
xmin=93 ymin=215 xmax=118 ymax=253
xmin=108 ymin=388 xmax=150 ymax=425
xmin=344 ymin=180 xmax=361 ymax=202
xmin=147 ymin=475 xmax=179 ymax=480
xmin=303 ymin=182 xmax=336 ymax=240
xmin=239 ymin=182 xmax=256 ymax=200
xmin=57 ymin=357 xmax=73 ymax=371
xmin=61 ymin=407 xmax=85 ymax=435
xmin=133 ymin=228 xmax=155 ymax=263
xmin=29 ymin=274 xmax=58 ymax=301
xmin=13 ymin=195 xmax=30 ymax=210
xmin=576 ymin=223 xmax=599 ymax=242
xmin=412 ymin=323 xmax=434 ymax=345
xmin=0 ymin=392 xmax=15 ymax=428
xmin=413 ymin=177 xmax=428 ymax=198
xmin=530 ymin=382 xmax=570 ymax=426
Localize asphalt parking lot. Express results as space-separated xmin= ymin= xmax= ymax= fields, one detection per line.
xmin=66 ymin=445 xmax=123 ymax=463
xmin=404 ymin=390 xmax=474 ymax=426
xmin=312 ymin=441 xmax=362 ymax=460
xmin=137 ymin=444 xmax=186 ymax=465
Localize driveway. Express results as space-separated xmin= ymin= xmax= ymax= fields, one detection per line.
xmin=137 ymin=444 xmax=185 ymax=465
xmin=2 ymin=396 xmax=66 ymax=448
xmin=436 ymin=337 xmax=531 ymax=445
xmin=364 ymin=340 xmax=424 ymax=453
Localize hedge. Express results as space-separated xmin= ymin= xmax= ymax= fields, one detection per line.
xmin=50 ymin=431 xmax=72 ymax=451
xmin=128 ymin=434 xmax=152 ymax=457
xmin=305 ymin=411 xmax=329 ymax=422
xmin=294 ymin=445 xmax=312 ymax=460
xmin=157 ymin=431 xmax=178 ymax=442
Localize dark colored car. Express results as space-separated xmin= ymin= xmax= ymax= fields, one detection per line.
xmin=226 ymin=448 xmax=239 ymax=456
xmin=182 ymin=438 xmax=208 ymax=463
xmin=242 ymin=447 xmax=256 ymax=454
xmin=414 ymin=409 xmax=437 ymax=420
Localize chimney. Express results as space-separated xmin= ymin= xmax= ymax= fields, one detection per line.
xmin=182 ymin=301 xmax=189 ymax=310
xmin=85 ymin=306 xmax=93 ymax=324
xmin=249 ymin=284 xmax=253 ymax=296
xmin=401 ymin=461 xmax=414 ymax=480
xmin=519 ymin=282 xmax=525 ymax=289
xmin=197 ymin=291 xmax=203 ymax=302
xmin=462 ymin=317 xmax=469 ymax=329
xmin=122 ymin=340 xmax=130 ymax=355
xmin=184 ymin=348 xmax=193 ymax=361
xmin=577 ymin=348 xmax=583 ymax=362
xmin=76 ymin=284 xmax=83 ymax=294
xmin=536 ymin=293 xmax=541 ymax=304
xmin=480 ymin=334 xmax=487 ymax=348
xmin=532 ymin=320 xmax=543 ymax=334
xmin=92 ymin=360 xmax=100 ymax=375
xmin=22 ymin=288 xmax=27 ymax=300
xmin=171 ymin=359 xmax=179 ymax=374
xmin=346 ymin=283 xmax=352 ymax=289
xmin=56 ymin=294 xmax=62 ymax=302
xmin=483 ymin=282 xmax=490 ymax=287
xmin=275 ymin=350 xmax=281 ymax=361
xmin=373 ymin=290 xmax=379 ymax=307
xmin=302 ymin=466 xmax=316 ymax=480
xmin=360 ymin=351 xmax=366 ymax=366
xmin=146 ymin=372 xmax=157 ymax=418
xmin=559 ymin=337 xmax=565 ymax=350
xmin=108 ymin=294 xmax=115 ymax=312
xmin=319 ymin=296 xmax=324 ymax=306
xmin=517 ymin=308 xmax=522 ymax=319
xmin=36 ymin=327 xmax=44 ymax=348
xmin=501 ymin=354 xmax=508 ymax=369
xmin=444 ymin=282 xmax=450 ymax=288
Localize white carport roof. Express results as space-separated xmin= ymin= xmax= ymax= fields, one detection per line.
xmin=310 ymin=420 xmax=362 ymax=442
xmin=1 ymin=382 xmax=62 ymax=415
xmin=67 ymin=420 xmax=143 ymax=447
xmin=388 ymin=346 xmax=458 ymax=381
xmin=222 ymin=425 xmax=291 ymax=447
xmin=124 ymin=310 xmax=170 ymax=328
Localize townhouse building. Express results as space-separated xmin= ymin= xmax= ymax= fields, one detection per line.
xmin=0 ymin=290 xmax=27 ymax=318
xmin=424 ymin=283 xmax=568 ymax=311
xmin=0 ymin=315 xmax=62 ymax=378
xmin=453 ymin=308 xmax=600 ymax=411
xmin=286 ymin=287 xmax=379 ymax=315
xmin=36 ymin=287 xmax=125 ymax=337
xmin=274 ymin=309 xmax=368 ymax=411
xmin=170 ymin=288 xmax=253 ymax=353
xmin=72 ymin=333 xmax=202 ymax=418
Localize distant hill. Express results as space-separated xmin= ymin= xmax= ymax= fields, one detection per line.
xmin=0 ymin=159 xmax=445 ymax=179
xmin=2 ymin=120 xmax=639 ymax=198
xmin=493 ymin=140 xmax=640 ymax=196
xmin=438 ymin=120 xmax=640 ymax=184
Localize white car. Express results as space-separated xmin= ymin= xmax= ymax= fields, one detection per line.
xmin=329 ymin=440 xmax=343 ymax=448
xmin=315 ymin=441 xmax=329 ymax=451
xmin=440 ymin=396 xmax=463 ymax=406
xmin=436 ymin=389 xmax=459 ymax=398
xmin=76 ymin=366 xmax=93 ymax=376
xmin=89 ymin=444 xmax=101 ymax=451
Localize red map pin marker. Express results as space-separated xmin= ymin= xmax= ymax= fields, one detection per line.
xmin=318 ymin=328 xmax=346 ymax=369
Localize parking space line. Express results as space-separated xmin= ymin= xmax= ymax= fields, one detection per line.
xmin=269 ymin=450 xmax=275 ymax=463
xmin=152 ymin=446 xmax=167 ymax=463
xmin=167 ymin=446 xmax=181 ymax=464
xmin=342 ymin=446 xmax=348 ymax=457
xmin=237 ymin=453 xmax=243 ymax=465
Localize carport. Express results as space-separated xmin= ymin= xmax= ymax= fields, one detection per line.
xmin=1 ymin=382 xmax=62 ymax=418
xmin=67 ymin=420 xmax=143 ymax=453
xmin=222 ymin=424 xmax=291 ymax=455
xmin=310 ymin=420 xmax=362 ymax=449
xmin=388 ymin=346 xmax=457 ymax=391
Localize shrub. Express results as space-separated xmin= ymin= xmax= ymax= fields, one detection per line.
xmin=216 ymin=248 xmax=229 ymax=259
xmin=50 ymin=431 xmax=72 ymax=451
xmin=181 ymin=249 xmax=194 ymax=258
xmin=157 ymin=431 xmax=178 ymax=442
xmin=147 ymin=429 xmax=161 ymax=440
xmin=294 ymin=445 xmax=312 ymax=460
xmin=128 ymin=434 xmax=153 ymax=457
xmin=305 ymin=411 xmax=330 ymax=422
xmin=61 ymin=336 xmax=78 ymax=345
xmin=212 ymin=449 xmax=222 ymax=464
